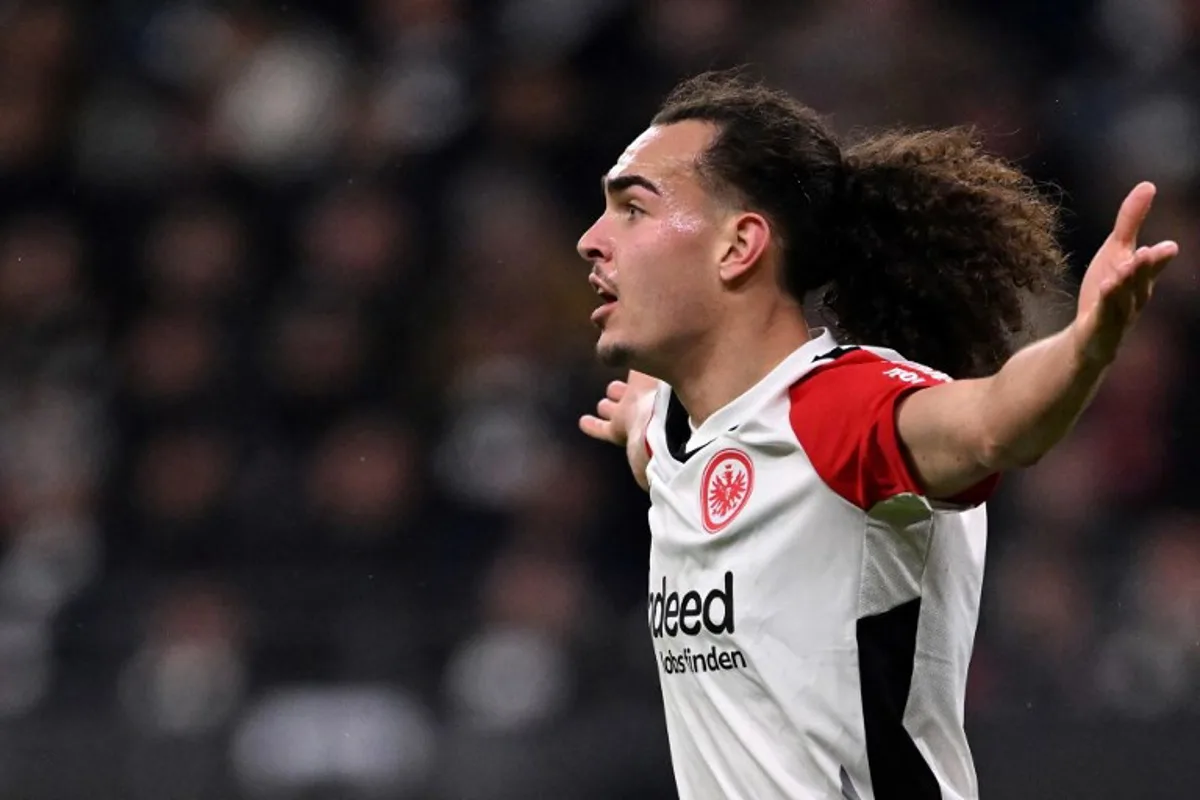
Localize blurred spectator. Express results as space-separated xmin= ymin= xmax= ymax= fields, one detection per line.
xmin=305 ymin=412 xmax=420 ymax=546
xmin=298 ymin=184 xmax=415 ymax=302
xmin=124 ymin=425 xmax=237 ymax=570
xmin=1095 ymin=512 xmax=1200 ymax=718
xmin=119 ymin=578 xmax=248 ymax=737
xmin=766 ymin=0 xmax=1035 ymax=156
xmin=142 ymin=201 xmax=248 ymax=312
xmin=209 ymin=21 xmax=351 ymax=178
xmin=231 ymin=683 xmax=436 ymax=800
xmin=987 ymin=544 xmax=1099 ymax=713
xmin=444 ymin=550 xmax=586 ymax=733
xmin=260 ymin=296 xmax=374 ymax=436
xmin=122 ymin=310 xmax=225 ymax=419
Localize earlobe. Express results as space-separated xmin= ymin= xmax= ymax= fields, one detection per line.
xmin=717 ymin=213 xmax=771 ymax=284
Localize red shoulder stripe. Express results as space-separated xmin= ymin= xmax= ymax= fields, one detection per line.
xmin=789 ymin=350 xmax=998 ymax=509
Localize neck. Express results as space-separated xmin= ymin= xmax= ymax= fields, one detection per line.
xmin=666 ymin=303 xmax=812 ymax=426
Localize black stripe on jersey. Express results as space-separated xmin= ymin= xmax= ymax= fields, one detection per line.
xmin=857 ymin=598 xmax=940 ymax=800
xmin=811 ymin=345 xmax=862 ymax=365
xmin=664 ymin=391 xmax=699 ymax=463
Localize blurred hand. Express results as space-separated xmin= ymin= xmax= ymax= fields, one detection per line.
xmin=579 ymin=370 xmax=658 ymax=448
xmin=1071 ymin=182 xmax=1179 ymax=366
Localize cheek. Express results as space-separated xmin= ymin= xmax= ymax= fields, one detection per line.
xmin=665 ymin=208 xmax=708 ymax=238
xmin=617 ymin=223 xmax=716 ymax=312
xmin=642 ymin=253 xmax=716 ymax=324
xmin=628 ymin=221 xmax=711 ymax=274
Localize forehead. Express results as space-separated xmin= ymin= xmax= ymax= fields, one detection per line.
xmin=606 ymin=120 xmax=716 ymax=185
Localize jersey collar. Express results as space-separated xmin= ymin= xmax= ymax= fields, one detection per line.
xmin=676 ymin=328 xmax=841 ymax=456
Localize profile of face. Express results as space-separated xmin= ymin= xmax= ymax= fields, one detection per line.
xmin=577 ymin=120 xmax=761 ymax=373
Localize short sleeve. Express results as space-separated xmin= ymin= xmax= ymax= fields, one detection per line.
xmin=788 ymin=350 xmax=1000 ymax=510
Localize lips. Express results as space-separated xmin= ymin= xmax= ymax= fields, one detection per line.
xmin=589 ymin=273 xmax=619 ymax=325
xmin=590 ymin=297 xmax=617 ymax=325
xmin=589 ymin=271 xmax=618 ymax=303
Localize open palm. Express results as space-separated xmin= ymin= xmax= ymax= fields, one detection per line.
xmin=1073 ymin=182 xmax=1179 ymax=364
xmin=579 ymin=370 xmax=658 ymax=447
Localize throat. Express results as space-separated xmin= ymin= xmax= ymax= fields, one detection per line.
xmin=668 ymin=325 xmax=814 ymax=427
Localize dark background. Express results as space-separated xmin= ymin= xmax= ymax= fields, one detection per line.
xmin=0 ymin=0 xmax=1198 ymax=797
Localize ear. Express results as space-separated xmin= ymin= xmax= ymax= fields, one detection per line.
xmin=716 ymin=212 xmax=772 ymax=285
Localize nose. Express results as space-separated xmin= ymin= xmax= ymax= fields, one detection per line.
xmin=576 ymin=217 xmax=610 ymax=265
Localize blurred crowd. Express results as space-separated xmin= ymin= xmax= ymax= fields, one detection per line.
xmin=0 ymin=0 xmax=1197 ymax=798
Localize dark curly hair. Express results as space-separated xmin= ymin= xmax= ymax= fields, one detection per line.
xmin=652 ymin=70 xmax=1069 ymax=379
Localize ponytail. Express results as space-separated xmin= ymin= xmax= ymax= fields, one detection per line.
xmin=816 ymin=129 xmax=1068 ymax=378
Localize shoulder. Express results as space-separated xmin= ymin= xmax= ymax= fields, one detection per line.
xmin=796 ymin=346 xmax=953 ymax=392
xmin=787 ymin=347 xmax=979 ymax=510
xmin=788 ymin=347 xmax=951 ymax=430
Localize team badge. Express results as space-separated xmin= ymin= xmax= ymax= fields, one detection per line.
xmin=700 ymin=449 xmax=754 ymax=533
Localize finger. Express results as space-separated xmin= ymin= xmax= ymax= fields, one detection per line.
xmin=606 ymin=381 xmax=627 ymax=402
xmin=1144 ymin=240 xmax=1180 ymax=279
xmin=597 ymin=397 xmax=618 ymax=419
xmin=1147 ymin=240 xmax=1180 ymax=260
xmin=579 ymin=414 xmax=615 ymax=442
xmin=1121 ymin=241 xmax=1178 ymax=292
xmin=1110 ymin=182 xmax=1157 ymax=247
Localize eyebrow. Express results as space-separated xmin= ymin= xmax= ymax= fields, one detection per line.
xmin=602 ymin=174 xmax=662 ymax=197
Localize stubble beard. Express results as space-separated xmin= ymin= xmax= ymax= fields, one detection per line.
xmin=596 ymin=339 xmax=634 ymax=369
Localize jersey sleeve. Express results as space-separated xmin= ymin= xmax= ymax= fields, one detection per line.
xmin=787 ymin=350 xmax=1000 ymax=511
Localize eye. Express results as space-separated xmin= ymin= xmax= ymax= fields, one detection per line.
xmin=623 ymin=202 xmax=644 ymax=220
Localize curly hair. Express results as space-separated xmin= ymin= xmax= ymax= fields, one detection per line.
xmin=652 ymin=70 xmax=1069 ymax=378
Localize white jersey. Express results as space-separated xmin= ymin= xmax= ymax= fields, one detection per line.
xmin=643 ymin=330 xmax=997 ymax=800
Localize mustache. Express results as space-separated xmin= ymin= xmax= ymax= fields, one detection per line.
xmin=591 ymin=267 xmax=618 ymax=291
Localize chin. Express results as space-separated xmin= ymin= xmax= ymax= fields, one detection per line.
xmin=596 ymin=336 xmax=635 ymax=369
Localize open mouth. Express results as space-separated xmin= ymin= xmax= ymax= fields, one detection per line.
xmin=588 ymin=271 xmax=619 ymax=325
xmin=591 ymin=283 xmax=618 ymax=324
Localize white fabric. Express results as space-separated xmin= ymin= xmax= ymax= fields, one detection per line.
xmin=643 ymin=332 xmax=987 ymax=800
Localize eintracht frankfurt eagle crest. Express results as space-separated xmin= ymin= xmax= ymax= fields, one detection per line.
xmin=700 ymin=449 xmax=754 ymax=533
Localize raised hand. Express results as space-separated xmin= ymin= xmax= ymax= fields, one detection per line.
xmin=580 ymin=370 xmax=658 ymax=491
xmin=1071 ymin=182 xmax=1180 ymax=365
xmin=579 ymin=370 xmax=658 ymax=447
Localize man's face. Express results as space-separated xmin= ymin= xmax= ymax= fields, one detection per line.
xmin=577 ymin=121 xmax=729 ymax=371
